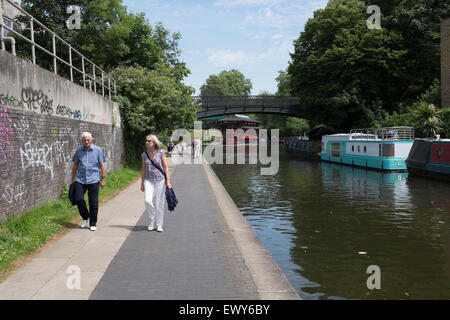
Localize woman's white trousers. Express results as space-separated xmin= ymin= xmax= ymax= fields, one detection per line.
xmin=144 ymin=179 xmax=166 ymax=228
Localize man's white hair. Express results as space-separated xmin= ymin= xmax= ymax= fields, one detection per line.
xmin=81 ymin=132 xmax=92 ymax=139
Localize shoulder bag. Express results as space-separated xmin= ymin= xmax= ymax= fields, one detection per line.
xmin=145 ymin=151 xmax=178 ymax=212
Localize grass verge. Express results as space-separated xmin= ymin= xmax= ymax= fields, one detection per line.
xmin=0 ymin=166 xmax=141 ymax=281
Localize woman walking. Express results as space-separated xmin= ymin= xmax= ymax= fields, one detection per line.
xmin=141 ymin=135 xmax=172 ymax=232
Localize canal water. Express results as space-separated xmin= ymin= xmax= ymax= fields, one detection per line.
xmin=210 ymin=148 xmax=450 ymax=300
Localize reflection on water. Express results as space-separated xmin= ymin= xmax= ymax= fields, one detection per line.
xmin=211 ymin=149 xmax=450 ymax=299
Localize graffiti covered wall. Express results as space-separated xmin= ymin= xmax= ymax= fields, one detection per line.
xmin=0 ymin=51 xmax=124 ymax=221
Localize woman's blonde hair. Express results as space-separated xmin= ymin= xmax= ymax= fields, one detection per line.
xmin=146 ymin=134 xmax=163 ymax=149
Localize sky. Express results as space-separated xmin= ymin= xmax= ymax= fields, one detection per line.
xmin=122 ymin=0 xmax=329 ymax=95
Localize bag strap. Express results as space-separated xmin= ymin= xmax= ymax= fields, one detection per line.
xmin=145 ymin=151 xmax=166 ymax=179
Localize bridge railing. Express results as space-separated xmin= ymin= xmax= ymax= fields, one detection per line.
xmin=0 ymin=0 xmax=116 ymax=99
xmin=192 ymin=96 xmax=302 ymax=109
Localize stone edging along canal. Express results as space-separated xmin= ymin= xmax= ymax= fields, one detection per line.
xmin=201 ymin=159 xmax=301 ymax=300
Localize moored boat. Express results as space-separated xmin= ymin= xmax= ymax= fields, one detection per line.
xmin=286 ymin=136 xmax=321 ymax=160
xmin=406 ymin=138 xmax=450 ymax=181
xmin=320 ymin=127 xmax=414 ymax=171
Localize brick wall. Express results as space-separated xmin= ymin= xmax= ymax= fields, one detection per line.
xmin=0 ymin=106 xmax=125 ymax=221
xmin=442 ymin=18 xmax=450 ymax=108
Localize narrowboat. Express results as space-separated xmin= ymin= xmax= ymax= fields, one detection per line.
xmin=320 ymin=127 xmax=414 ymax=171
xmin=406 ymin=138 xmax=450 ymax=181
xmin=286 ymin=136 xmax=321 ymax=160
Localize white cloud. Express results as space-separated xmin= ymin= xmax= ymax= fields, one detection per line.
xmin=207 ymin=49 xmax=250 ymax=67
xmin=243 ymin=8 xmax=288 ymax=28
xmin=214 ymin=0 xmax=281 ymax=7
xmin=206 ymin=38 xmax=293 ymax=69
xmin=256 ymin=39 xmax=293 ymax=60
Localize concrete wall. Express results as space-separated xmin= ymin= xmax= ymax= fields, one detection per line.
xmin=0 ymin=51 xmax=125 ymax=221
xmin=0 ymin=51 xmax=120 ymax=125
xmin=3 ymin=0 xmax=23 ymax=22
xmin=442 ymin=18 xmax=450 ymax=108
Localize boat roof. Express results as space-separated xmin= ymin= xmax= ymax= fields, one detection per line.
xmin=218 ymin=114 xmax=261 ymax=123
xmin=322 ymin=127 xmax=414 ymax=141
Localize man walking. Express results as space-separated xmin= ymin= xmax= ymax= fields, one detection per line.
xmin=71 ymin=132 xmax=106 ymax=231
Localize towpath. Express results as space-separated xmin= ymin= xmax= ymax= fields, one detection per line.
xmin=0 ymin=155 xmax=299 ymax=300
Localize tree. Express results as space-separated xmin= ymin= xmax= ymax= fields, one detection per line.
xmin=286 ymin=117 xmax=310 ymax=136
xmin=287 ymin=0 xmax=449 ymax=132
xmin=367 ymin=0 xmax=449 ymax=105
xmin=200 ymin=69 xmax=252 ymax=97
xmin=114 ymin=64 xmax=198 ymax=164
xmin=18 ymin=0 xmax=187 ymax=75
xmin=288 ymin=0 xmax=407 ymax=131
xmin=414 ymin=103 xmax=443 ymax=137
xmin=18 ymin=0 xmax=198 ymax=165
xmin=275 ymin=70 xmax=291 ymax=96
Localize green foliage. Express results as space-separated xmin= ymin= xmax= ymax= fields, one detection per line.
xmin=286 ymin=117 xmax=310 ymax=136
xmin=18 ymin=0 xmax=183 ymax=72
xmin=275 ymin=70 xmax=291 ymax=96
xmin=374 ymin=110 xmax=415 ymax=128
xmin=414 ymin=102 xmax=443 ymax=138
xmin=251 ymin=113 xmax=310 ymax=137
xmin=413 ymin=79 xmax=442 ymax=108
xmin=114 ymin=64 xmax=198 ymax=166
xmin=200 ymin=69 xmax=253 ymax=97
xmin=441 ymin=109 xmax=450 ymax=139
xmin=18 ymin=0 xmax=199 ymax=167
xmin=288 ymin=0 xmax=449 ymax=131
xmin=373 ymin=79 xmax=443 ymax=137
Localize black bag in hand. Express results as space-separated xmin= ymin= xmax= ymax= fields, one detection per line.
xmin=68 ymin=182 xmax=77 ymax=206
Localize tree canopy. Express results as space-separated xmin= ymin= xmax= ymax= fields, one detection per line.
xmin=18 ymin=0 xmax=197 ymax=164
xmin=200 ymin=69 xmax=253 ymax=97
xmin=287 ymin=0 xmax=449 ymax=132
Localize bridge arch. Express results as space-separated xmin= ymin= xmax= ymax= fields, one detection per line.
xmin=193 ymin=96 xmax=308 ymax=119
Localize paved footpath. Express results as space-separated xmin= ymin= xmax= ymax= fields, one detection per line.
xmin=0 ymin=156 xmax=300 ymax=300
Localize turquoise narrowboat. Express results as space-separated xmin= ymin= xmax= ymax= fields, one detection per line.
xmin=320 ymin=127 xmax=415 ymax=171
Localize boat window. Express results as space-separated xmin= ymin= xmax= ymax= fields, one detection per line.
xmin=364 ymin=146 xmax=367 ymax=153
xmin=357 ymin=145 xmax=361 ymax=152
xmin=352 ymin=145 xmax=354 ymax=152
xmin=322 ymin=142 xmax=324 ymax=152
xmin=382 ymin=144 xmax=395 ymax=157
xmin=332 ymin=143 xmax=340 ymax=157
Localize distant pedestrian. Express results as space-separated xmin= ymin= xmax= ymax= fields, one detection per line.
xmin=72 ymin=132 xmax=106 ymax=231
xmin=194 ymin=139 xmax=201 ymax=158
xmin=141 ymin=135 xmax=172 ymax=232
xmin=191 ymin=139 xmax=197 ymax=158
xmin=167 ymin=139 xmax=174 ymax=158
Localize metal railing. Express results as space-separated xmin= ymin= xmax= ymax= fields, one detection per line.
xmin=192 ymin=95 xmax=303 ymax=110
xmin=350 ymin=127 xmax=415 ymax=141
xmin=0 ymin=0 xmax=116 ymax=99
xmin=193 ymin=95 xmax=302 ymax=106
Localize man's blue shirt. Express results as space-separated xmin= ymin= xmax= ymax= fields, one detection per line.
xmin=72 ymin=143 xmax=105 ymax=184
